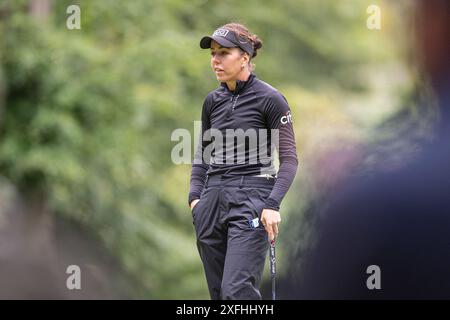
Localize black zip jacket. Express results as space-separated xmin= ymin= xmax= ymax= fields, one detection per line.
xmin=189 ymin=73 xmax=298 ymax=211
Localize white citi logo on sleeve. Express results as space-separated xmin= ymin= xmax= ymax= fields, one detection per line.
xmin=280 ymin=111 xmax=293 ymax=125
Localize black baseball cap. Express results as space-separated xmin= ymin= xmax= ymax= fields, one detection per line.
xmin=200 ymin=28 xmax=254 ymax=57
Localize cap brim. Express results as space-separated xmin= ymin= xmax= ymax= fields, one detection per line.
xmin=199 ymin=36 xmax=238 ymax=49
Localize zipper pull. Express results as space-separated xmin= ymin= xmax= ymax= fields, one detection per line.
xmin=232 ymin=94 xmax=239 ymax=112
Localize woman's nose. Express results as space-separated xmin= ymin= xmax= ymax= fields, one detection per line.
xmin=211 ymin=55 xmax=219 ymax=64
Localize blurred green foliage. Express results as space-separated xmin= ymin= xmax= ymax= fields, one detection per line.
xmin=0 ymin=0 xmax=419 ymax=298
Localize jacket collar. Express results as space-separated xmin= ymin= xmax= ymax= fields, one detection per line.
xmin=220 ymin=73 xmax=256 ymax=94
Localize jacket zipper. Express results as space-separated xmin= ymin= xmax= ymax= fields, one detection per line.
xmin=231 ymin=94 xmax=240 ymax=112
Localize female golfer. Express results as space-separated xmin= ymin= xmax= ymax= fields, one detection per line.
xmin=188 ymin=23 xmax=298 ymax=300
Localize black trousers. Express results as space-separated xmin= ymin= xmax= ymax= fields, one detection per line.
xmin=192 ymin=174 xmax=275 ymax=300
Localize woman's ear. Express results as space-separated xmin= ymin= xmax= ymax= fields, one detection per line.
xmin=241 ymin=53 xmax=250 ymax=66
xmin=244 ymin=53 xmax=250 ymax=64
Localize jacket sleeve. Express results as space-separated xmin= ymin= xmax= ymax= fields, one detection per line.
xmin=263 ymin=92 xmax=299 ymax=211
xmin=188 ymin=94 xmax=212 ymax=206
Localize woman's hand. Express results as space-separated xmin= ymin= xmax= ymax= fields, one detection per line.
xmin=261 ymin=209 xmax=281 ymax=241
xmin=190 ymin=199 xmax=200 ymax=210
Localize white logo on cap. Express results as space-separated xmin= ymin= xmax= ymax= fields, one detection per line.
xmin=213 ymin=28 xmax=229 ymax=37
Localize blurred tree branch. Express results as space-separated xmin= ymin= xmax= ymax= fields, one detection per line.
xmin=29 ymin=0 xmax=51 ymax=23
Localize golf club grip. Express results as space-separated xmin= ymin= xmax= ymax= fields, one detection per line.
xmin=269 ymin=242 xmax=276 ymax=276
xmin=269 ymin=240 xmax=276 ymax=300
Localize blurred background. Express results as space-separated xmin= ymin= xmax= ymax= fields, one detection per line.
xmin=0 ymin=0 xmax=445 ymax=299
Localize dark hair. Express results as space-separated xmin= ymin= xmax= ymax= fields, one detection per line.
xmin=220 ymin=22 xmax=262 ymax=70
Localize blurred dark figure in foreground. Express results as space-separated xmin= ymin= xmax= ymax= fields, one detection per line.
xmin=282 ymin=0 xmax=450 ymax=299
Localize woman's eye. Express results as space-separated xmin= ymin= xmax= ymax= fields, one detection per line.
xmin=211 ymin=51 xmax=228 ymax=57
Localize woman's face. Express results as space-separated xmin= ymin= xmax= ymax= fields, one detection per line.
xmin=210 ymin=40 xmax=247 ymax=82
